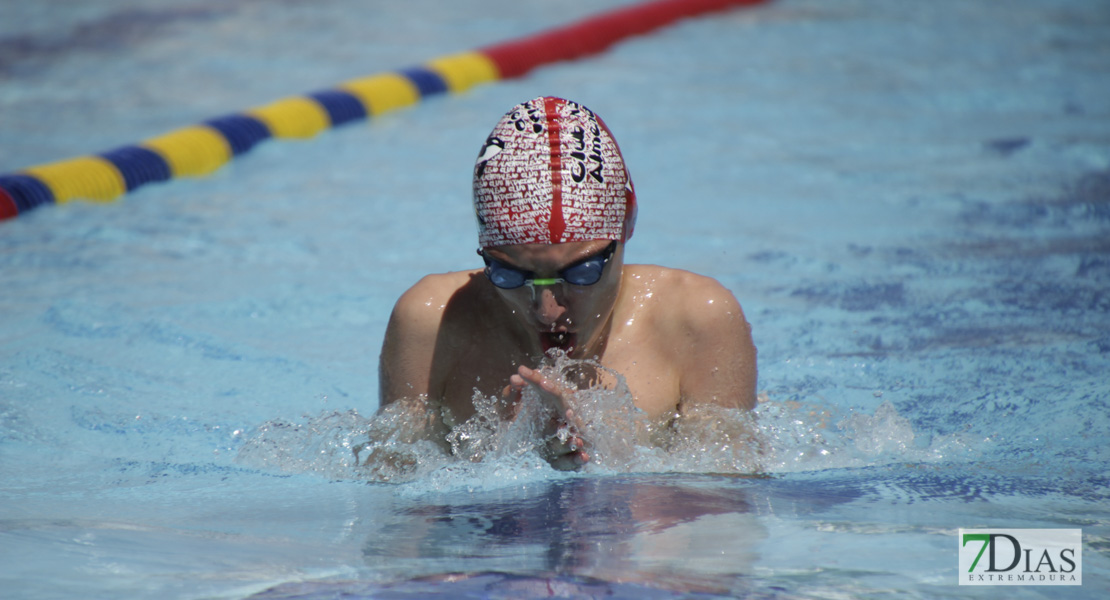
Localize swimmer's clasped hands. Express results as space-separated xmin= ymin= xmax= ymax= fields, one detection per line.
xmin=504 ymin=365 xmax=590 ymax=471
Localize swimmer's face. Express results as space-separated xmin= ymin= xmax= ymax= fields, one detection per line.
xmin=482 ymin=240 xmax=623 ymax=358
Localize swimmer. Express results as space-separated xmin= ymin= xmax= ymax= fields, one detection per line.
xmin=378 ymin=96 xmax=756 ymax=470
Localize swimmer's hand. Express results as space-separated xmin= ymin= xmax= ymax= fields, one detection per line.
xmin=507 ymin=365 xmax=590 ymax=471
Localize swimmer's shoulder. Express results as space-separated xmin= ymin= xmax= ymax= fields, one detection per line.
xmin=622 ymin=264 xmax=742 ymax=305
xmin=395 ymin=270 xmax=483 ymax=306
xmin=388 ymin=270 xmax=484 ymax=331
xmin=621 ymin=264 xmax=749 ymax=332
xmin=622 ymin=264 xmax=756 ymax=409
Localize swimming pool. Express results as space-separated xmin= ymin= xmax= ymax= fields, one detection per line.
xmin=2 ymin=0 xmax=1108 ymax=597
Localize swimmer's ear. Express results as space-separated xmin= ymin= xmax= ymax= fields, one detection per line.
xmin=622 ymin=179 xmax=637 ymax=242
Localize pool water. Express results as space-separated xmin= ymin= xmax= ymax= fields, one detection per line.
xmin=2 ymin=0 xmax=1108 ymax=598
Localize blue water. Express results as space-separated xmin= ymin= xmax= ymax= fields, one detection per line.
xmin=2 ymin=0 xmax=1108 ymax=598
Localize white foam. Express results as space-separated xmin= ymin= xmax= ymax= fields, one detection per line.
xmin=755 ymin=398 xmax=980 ymax=473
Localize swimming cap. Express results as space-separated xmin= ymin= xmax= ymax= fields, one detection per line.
xmin=473 ymin=97 xmax=636 ymax=248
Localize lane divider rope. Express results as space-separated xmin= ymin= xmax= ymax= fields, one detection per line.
xmin=0 ymin=0 xmax=769 ymax=221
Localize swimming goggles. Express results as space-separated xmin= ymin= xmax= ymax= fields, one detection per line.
xmin=481 ymin=242 xmax=617 ymax=290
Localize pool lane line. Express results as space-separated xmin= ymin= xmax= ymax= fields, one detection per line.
xmin=0 ymin=0 xmax=770 ymax=221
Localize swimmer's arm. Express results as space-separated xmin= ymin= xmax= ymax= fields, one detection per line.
xmin=378 ymin=276 xmax=447 ymax=408
xmin=675 ymin=276 xmax=757 ymax=412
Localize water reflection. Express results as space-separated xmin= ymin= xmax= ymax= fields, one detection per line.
xmin=362 ymin=475 xmax=767 ymax=594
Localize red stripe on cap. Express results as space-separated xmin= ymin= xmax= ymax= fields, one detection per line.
xmin=544 ymin=97 xmax=566 ymax=243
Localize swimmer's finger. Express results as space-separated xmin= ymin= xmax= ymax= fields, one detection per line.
xmin=517 ymin=365 xmax=552 ymax=390
xmin=567 ymin=434 xmax=586 ymax=452
xmin=517 ymin=365 xmax=571 ymax=404
xmin=503 ymin=373 xmax=527 ymax=398
xmin=562 ymin=408 xmax=586 ymax=433
xmin=509 ymin=372 xmax=527 ymax=390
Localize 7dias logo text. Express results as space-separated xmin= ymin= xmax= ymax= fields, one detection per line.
xmin=959 ymin=529 xmax=1082 ymax=585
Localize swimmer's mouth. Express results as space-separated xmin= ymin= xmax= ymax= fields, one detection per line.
xmin=540 ymin=331 xmax=577 ymax=354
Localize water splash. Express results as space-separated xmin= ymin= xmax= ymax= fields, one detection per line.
xmin=755 ymin=398 xmax=979 ymax=473
xmin=234 ymin=355 xmax=979 ymax=486
xmin=233 ymin=409 xmax=372 ymax=480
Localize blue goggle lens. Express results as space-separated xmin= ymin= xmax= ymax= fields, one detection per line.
xmin=486 ymin=265 xmax=527 ymax=288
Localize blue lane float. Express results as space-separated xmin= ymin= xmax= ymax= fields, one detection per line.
xmin=203 ymin=115 xmax=272 ymax=156
xmin=0 ymin=174 xmax=54 ymax=216
xmin=306 ymin=90 xmax=368 ymax=127
xmin=396 ymin=67 xmax=451 ymax=98
xmin=99 ymin=146 xmax=173 ymax=192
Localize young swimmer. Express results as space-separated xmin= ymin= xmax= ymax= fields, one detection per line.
xmin=378 ymin=96 xmax=757 ymax=470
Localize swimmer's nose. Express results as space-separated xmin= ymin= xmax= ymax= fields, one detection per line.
xmin=532 ymin=285 xmax=567 ymax=326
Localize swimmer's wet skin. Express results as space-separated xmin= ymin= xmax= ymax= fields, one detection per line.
xmin=376 ymin=96 xmax=758 ymax=471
